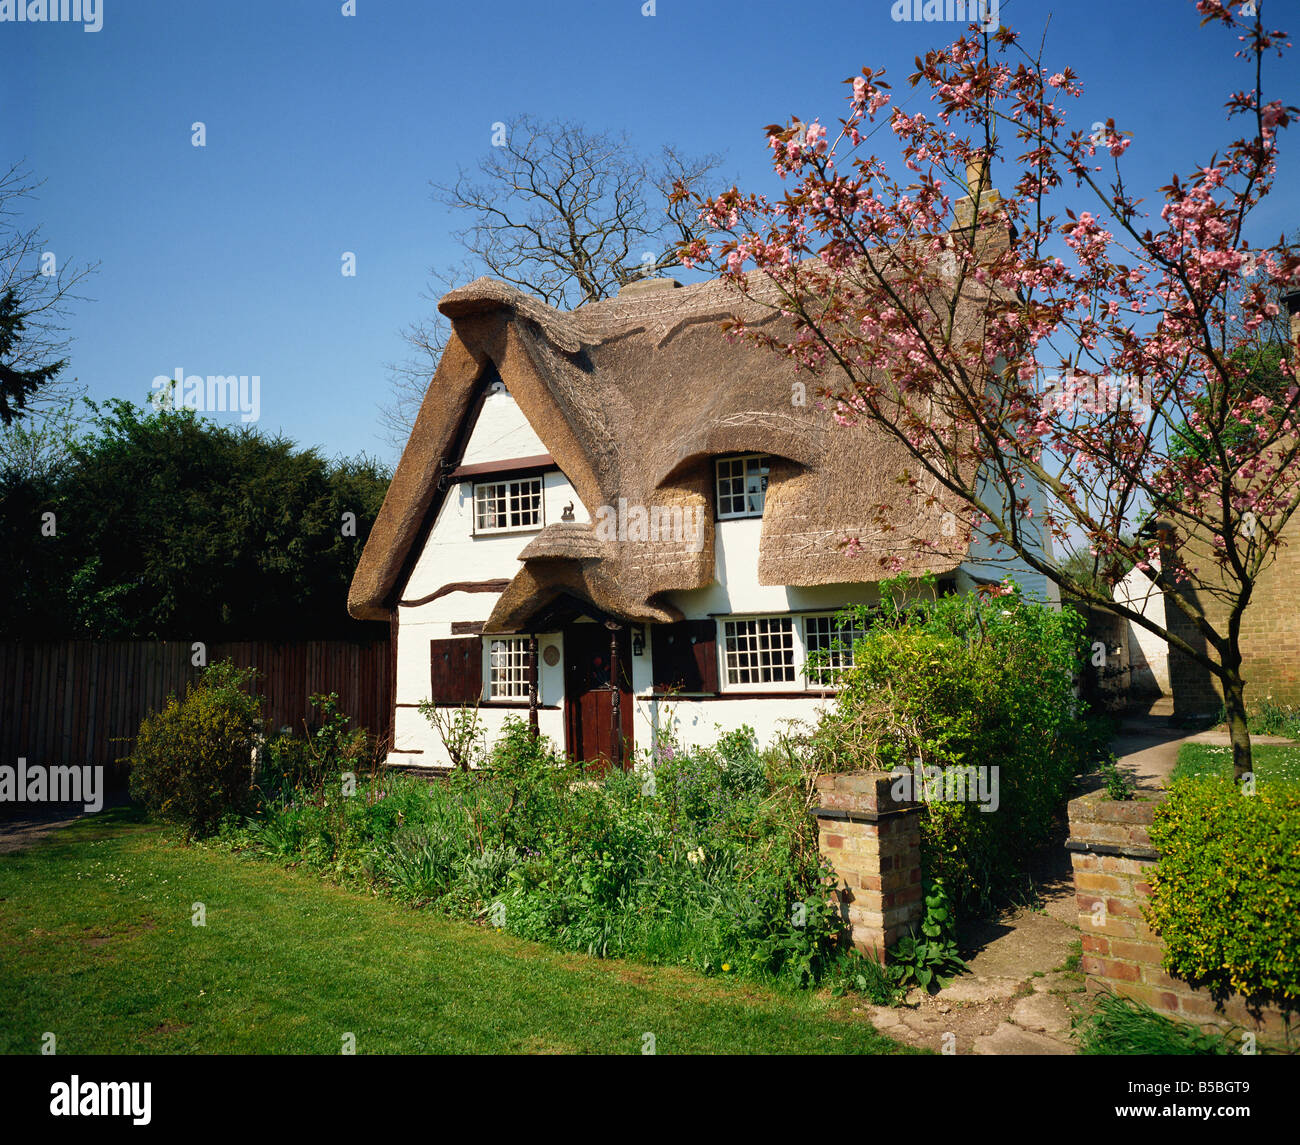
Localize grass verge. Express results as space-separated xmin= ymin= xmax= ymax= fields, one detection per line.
xmin=1171 ymin=742 xmax=1300 ymax=788
xmin=0 ymin=808 xmax=915 ymax=1055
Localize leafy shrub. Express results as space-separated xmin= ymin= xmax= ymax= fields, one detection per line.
xmin=1076 ymin=993 xmax=1235 ymax=1055
xmin=813 ymin=576 xmax=1103 ymax=914
xmin=305 ymin=691 xmax=371 ymax=773
xmin=473 ymin=718 xmax=577 ymax=852
xmin=255 ymin=692 xmax=378 ymax=801
xmin=1145 ymin=776 xmax=1300 ymax=1007
xmin=1100 ymin=755 xmax=1136 ymax=801
xmin=417 ymin=701 xmax=485 ymax=771
xmin=886 ymin=878 xmax=967 ymax=992
xmin=260 ymin=731 xmax=316 ymax=793
xmin=129 ymin=661 xmax=262 ymax=838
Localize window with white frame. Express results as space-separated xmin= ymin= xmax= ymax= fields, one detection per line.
xmin=474 ymin=477 xmax=544 ymax=533
xmin=803 ymin=614 xmax=865 ymax=687
xmin=721 ymin=616 xmax=796 ymax=686
xmin=715 ymin=454 xmax=769 ymax=518
xmin=486 ymin=637 xmax=530 ymax=699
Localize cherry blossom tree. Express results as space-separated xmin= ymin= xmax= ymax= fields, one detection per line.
xmin=677 ymin=0 xmax=1298 ymax=778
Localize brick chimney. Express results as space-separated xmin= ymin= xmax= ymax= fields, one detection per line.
xmin=619 ymin=278 xmax=681 ymax=297
xmin=951 ymin=148 xmax=1009 ymax=255
xmin=953 ymin=146 xmax=999 ymax=220
xmin=1284 ymin=287 xmax=1300 ymax=354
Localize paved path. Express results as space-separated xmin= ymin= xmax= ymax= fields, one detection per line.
xmin=857 ymin=896 xmax=1084 ymax=1054
xmin=1109 ymin=703 xmax=1294 ymax=791
xmin=0 ymin=792 xmax=129 ymax=854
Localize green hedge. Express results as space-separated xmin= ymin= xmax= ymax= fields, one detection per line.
xmin=812 ymin=577 xmax=1104 ymax=914
xmin=1146 ymin=777 xmax=1300 ymax=1006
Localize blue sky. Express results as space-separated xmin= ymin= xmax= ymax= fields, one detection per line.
xmin=3 ymin=0 xmax=1295 ymax=465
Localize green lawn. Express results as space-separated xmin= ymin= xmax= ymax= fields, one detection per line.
xmin=0 ymin=808 xmax=912 ymax=1055
xmin=1171 ymin=742 xmax=1300 ymax=788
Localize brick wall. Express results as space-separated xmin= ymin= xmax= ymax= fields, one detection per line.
xmin=1068 ymin=788 xmax=1292 ymax=1044
xmin=813 ymin=772 xmax=923 ymax=959
xmin=1163 ymin=498 xmax=1300 ymax=717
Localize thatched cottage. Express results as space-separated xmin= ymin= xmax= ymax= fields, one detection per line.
xmin=349 ymin=224 xmax=1057 ymax=769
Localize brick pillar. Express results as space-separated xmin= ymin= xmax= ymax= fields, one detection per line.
xmin=813 ymin=772 xmax=923 ymax=961
xmin=1067 ymin=789 xmax=1291 ymax=1042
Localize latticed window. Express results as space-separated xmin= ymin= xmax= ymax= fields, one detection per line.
xmin=803 ymin=614 xmax=865 ymax=687
xmin=721 ymin=617 xmax=795 ymax=686
xmin=487 ymin=637 xmax=530 ymax=699
xmin=474 ymin=477 xmax=543 ymax=532
xmin=715 ymin=455 xmax=769 ymax=518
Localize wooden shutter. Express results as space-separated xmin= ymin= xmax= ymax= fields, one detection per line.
xmin=651 ymin=620 xmax=718 ymax=694
xmin=429 ymin=637 xmax=483 ymax=704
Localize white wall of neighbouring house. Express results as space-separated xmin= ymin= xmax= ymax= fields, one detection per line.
xmin=1114 ymin=563 xmax=1170 ymax=696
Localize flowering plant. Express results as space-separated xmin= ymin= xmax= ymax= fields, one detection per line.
xmin=678 ymin=1 xmax=1299 ymax=776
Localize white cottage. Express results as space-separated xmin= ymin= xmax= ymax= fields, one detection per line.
xmin=349 ymin=264 xmax=1058 ymax=770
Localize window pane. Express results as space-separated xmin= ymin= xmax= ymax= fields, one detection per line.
xmin=804 ymin=614 xmax=863 ymax=686
xmin=744 ymin=456 xmax=769 ymax=514
xmin=489 ymin=637 xmax=530 ymax=698
xmin=475 ymin=477 xmax=542 ymax=531
xmin=722 ymin=617 xmax=795 ymax=685
xmin=476 ymin=483 xmax=507 ymax=530
xmin=716 ymin=455 xmax=769 ymax=518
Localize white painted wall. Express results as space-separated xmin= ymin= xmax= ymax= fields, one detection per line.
xmin=632 ymin=693 xmax=835 ymax=758
xmin=392 ymin=403 xmax=1067 ymax=768
xmin=392 ymin=389 xmax=582 ymax=767
xmin=627 ymin=516 xmax=879 ymax=760
xmin=1114 ymin=563 xmax=1169 ymax=695
xmin=460 ymin=387 xmax=548 ymax=464
xmin=671 ymin=517 xmax=885 ymax=617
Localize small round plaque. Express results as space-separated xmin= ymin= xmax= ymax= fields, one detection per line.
xmin=542 ymin=644 xmax=560 ymax=667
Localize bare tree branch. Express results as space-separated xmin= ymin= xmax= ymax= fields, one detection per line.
xmin=379 ymin=117 xmax=723 ymax=448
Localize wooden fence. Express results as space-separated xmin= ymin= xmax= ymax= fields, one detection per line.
xmin=0 ymin=641 xmax=391 ymax=782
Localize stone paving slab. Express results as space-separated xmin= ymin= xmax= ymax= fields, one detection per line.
xmin=973 ymin=1023 xmax=1075 ymax=1056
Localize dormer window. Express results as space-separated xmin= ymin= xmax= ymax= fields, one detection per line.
xmin=715 ymin=454 xmax=769 ymax=519
xmin=474 ymin=477 xmax=543 ymax=533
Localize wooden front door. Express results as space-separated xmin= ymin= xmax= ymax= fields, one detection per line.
xmin=563 ymin=623 xmax=634 ymax=770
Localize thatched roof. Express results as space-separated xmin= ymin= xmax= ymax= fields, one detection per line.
xmin=349 ymin=266 xmax=989 ymax=629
